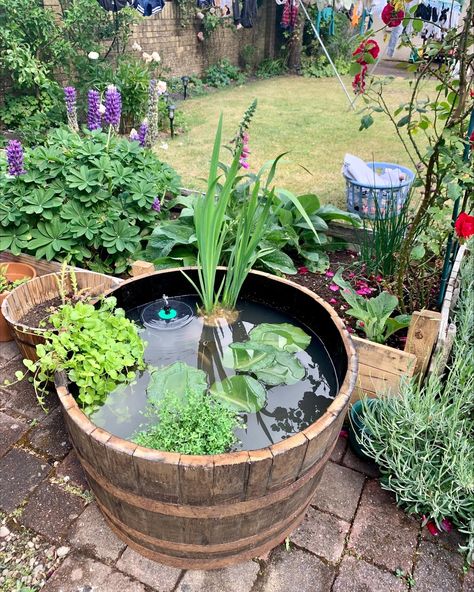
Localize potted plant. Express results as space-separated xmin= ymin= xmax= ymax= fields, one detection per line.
xmin=0 ymin=262 xmax=36 ymax=342
xmin=41 ymin=117 xmax=359 ymax=568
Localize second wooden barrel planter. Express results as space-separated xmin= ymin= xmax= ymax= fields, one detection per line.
xmin=56 ymin=269 xmax=358 ymax=569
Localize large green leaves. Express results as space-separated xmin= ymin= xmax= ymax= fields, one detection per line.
xmin=209 ymin=375 xmax=266 ymax=413
xmin=255 ymin=352 xmax=305 ymax=386
xmin=66 ymin=165 xmax=101 ymax=193
xmin=147 ymin=362 xmax=208 ymax=404
xmin=223 ymin=341 xmax=276 ymax=371
xmin=29 ymin=220 xmax=74 ymax=260
xmin=101 ymin=220 xmax=141 ymax=254
xmin=0 ymin=224 xmax=32 ymax=254
xmin=249 ymin=323 xmax=311 ymax=353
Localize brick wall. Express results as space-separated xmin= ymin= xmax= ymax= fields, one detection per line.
xmin=130 ymin=1 xmax=276 ymax=77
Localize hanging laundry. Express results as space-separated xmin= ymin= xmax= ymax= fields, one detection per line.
xmin=315 ymin=6 xmax=335 ymax=35
xmin=132 ymin=0 xmax=164 ymax=16
xmin=240 ymin=0 xmax=257 ymax=27
xmin=351 ymin=3 xmax=361 ymax=27
xmin=281 ymin=0 xmax=298 ymax=30
xmin=96 ymin=0 xmax=130 ymax=12
xmin=197 ymin=0 xmax=215 ymax=7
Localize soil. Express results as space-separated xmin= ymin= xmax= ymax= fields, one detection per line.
xmin=19 ymin=297 xmax=63 ymax=330
xmin=285 ymin=250 xmax=409 ymax=350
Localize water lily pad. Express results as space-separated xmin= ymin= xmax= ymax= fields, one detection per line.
xmin=249 ymin=323 xmax=311 ymax=353
xmin=255 ymin=352 xmax=305 ymax=386
xmin=209 ymin=375 xmax=266 ymax=413
xmin=148 ymin=362 xmax=207 ymax=404
xmin=223 ymin=341 xmax=276 ymax=371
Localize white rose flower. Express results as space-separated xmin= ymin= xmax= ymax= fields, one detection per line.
xmin=157 ymin=80 xmax=167 ymax=94
xmin=132 ymin=42 xmax=142 ymax=52
xmin=142 ymin=52 xmax=153 ymax=63
xmin=88 ymin=51 xmax=99 ymax=60
xmin=151 ymin=51 xmax=161 ymax=63
xmin=197 ymin=11 xmax=204 ymax=18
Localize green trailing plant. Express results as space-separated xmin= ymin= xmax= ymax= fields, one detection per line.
xmin=134 ymin=365 xmax=242 ymax=455
xmin=333 ymin=270 xmax=411 ymax=344
xmin=0 ymin=127 xmax=180 ymax=273
xmin=23 ymin=297 xmax=146 ymax=413
xmin=355 ymin=252 xmax=474 ymax=562
xmin=359 ymin=191 xmax=413 ymax=278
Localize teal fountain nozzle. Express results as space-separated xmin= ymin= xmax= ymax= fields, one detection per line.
xmin=142 ymin=294 xmax=193 ymax=330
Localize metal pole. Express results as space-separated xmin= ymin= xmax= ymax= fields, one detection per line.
xmin=298 ymin=0 xmax=355 ymax=110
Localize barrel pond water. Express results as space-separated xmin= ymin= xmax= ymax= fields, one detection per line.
xmin=56 ymin=268 xmax=358 ymax=569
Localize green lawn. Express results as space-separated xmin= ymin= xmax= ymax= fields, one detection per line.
xmin=160 ymin=75 xmax=421 ymax=208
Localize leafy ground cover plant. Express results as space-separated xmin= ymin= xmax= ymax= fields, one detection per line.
xmin=204 ymin=59 xmax=246 ymax=88
xmin=0 ymin=128 xmax=180 ymax=273
xmin=356 ymin=251 xmax=474 ymax=562
xmin=333 ymin=270 xmax=410 ymax=344
xmin=134 ymin=364 xmax=242 ymax=455
xmin=23 ymin=297 xmax=146 ymax=413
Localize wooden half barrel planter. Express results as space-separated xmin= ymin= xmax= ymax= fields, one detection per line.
xmin=1 ymin=270 xmax=121 ymax=362
xmin=55 ymin=268 xmax=358 ymax=570
xmin=0 ymin=262 xmax=37 ymax=342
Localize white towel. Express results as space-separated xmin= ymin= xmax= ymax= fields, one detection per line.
xmin=342 ymin=154 xmax=406 ymax=188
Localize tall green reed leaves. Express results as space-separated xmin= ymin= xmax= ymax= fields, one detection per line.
xmin=359 ymin=190 xmax=412 ymax=278
xmin=187 ymin=113 xmax=321 ymax=316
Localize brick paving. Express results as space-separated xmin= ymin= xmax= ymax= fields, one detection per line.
xmin=0 ymin=341 xmax=472 ymax=592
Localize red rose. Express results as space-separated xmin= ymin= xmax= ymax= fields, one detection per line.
xmin=470 ymin=130 xmax=474 ymax=149
xmin=353 ymin=39 xmax=380 ymax=65
xmin=381 ymin=2 xmax=405 ymax=27
xmin=455 ymin=212 xmax=474 ymax=242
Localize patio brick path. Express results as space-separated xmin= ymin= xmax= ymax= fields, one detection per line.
xmin=0 ymin=342 xmax=472 ymax=592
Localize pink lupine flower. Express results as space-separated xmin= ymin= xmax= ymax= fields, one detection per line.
xmin=329 ymin=284 xmax=339 ymax=292
xmin=325 ymin=270 xmax=334 ymax=278
xmin=329 ymin=298 xmax=337 ymax=304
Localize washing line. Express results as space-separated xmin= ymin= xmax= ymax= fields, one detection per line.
xmin=297 ymin=0 xmax=356 ymax=110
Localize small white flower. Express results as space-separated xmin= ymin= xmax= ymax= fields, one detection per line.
xmin=196 ymin=11 xmax=204 ymax=18
xmin=210 ymin=7 xmax=215 ymax=13
xmin=142 ymin=52 xmax=153 ymax=63
xmin=157 ymin=80 xmax=167 ymax=94
xmin=151 ymin=51 xmax=161 ymax=63
xmin=88 ymin=51 xmax=99 ymax=60
xmin=132 ymin=42 xmax=143 ymax=52
xmin=98 ymin=103 xmax=106 ymax=114
xmin=160 ymin=142 xmax=169 ymax=150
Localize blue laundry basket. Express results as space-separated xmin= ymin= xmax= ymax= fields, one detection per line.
xmin=344 ymin=162 xmax=415 ymax=219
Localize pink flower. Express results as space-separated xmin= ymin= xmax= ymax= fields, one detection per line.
xmin=346 ymin=326 xmax=355 ymax=334
xmin=375 ymin=275 xmax=383 ymax=282
xmin=356 ymin=288 xmax=372 ymax=296
xmin=339 ymin=429 xmax=349 ymax=439
xmin=329 ymin=284 xmax=339 ymax=292
xmin=239 ymin=159 xmax=249 ymax=169
xmin=298 ymin=266 xmax=309 ymax=275
xmin=325 ymin=270 xmax=334 ymax=278
xmin=348 ymin=272 xmax=356 ymax=279
xmin=329 ymin=298 xmax=337 ymax=304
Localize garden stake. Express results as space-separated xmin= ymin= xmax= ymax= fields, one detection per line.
xmin=437 ymin=107 xmax=474 ymax=307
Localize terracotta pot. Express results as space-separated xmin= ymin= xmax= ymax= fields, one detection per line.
xmin=0 ymin=263 xmax=37 ymax=342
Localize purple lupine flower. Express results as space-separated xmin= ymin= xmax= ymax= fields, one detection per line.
xmin=64 ymin=86 xmax=79 ymax=131
xmin=6 ymin=140 xmax=26 ymax=176
xmin=138 ymin=120 xmax=148 ymax=147
xmin=129 ymin=128 xmax=139 ymax=142
xmin=87 ymin=89 xmax=102 ymax=131
xmin=104 ymin=85 xmax=122 ymax=129
xmin=152 ymin=197 xmax=161 ymax=212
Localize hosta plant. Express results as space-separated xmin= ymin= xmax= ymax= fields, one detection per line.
xmin=0 ymin=128 xmax=180 ymax=273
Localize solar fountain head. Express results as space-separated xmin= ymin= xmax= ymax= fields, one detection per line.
xmin=159 ymin=294 xmax=177 ymax=320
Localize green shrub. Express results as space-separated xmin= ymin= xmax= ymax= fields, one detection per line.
xmin=357 ymin=253 xmax=474 ymax=561
xmin=255 ymin=57 xmax=287 ymax=79
xmin=205 ymin=59 xmax=246 ymax=88
xmin=301 ymin=55 xmax=350 ymax=78
xmin=0 ymin=128 xmax=181 ymax=273
xmin=133 ymin=386 xmax=242 ymax=455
